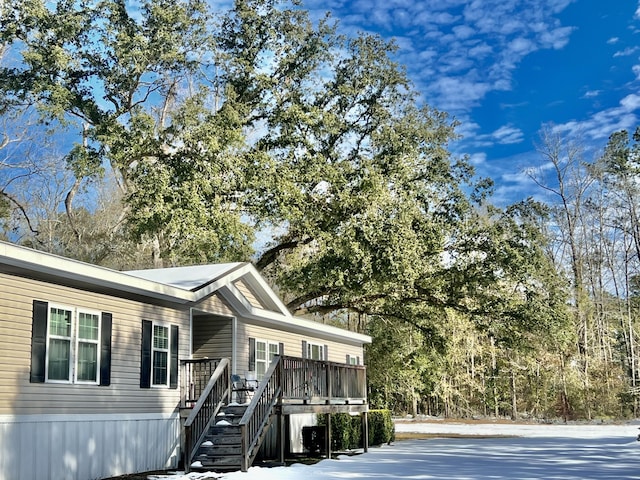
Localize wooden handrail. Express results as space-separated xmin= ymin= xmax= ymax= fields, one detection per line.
xmin=184 ymin=358 xmax=231 ymax=472
xmin=238 ymin=355 xmax=283 ymax=472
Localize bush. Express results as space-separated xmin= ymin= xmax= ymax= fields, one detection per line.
xmin=317 ymin=409 xmax=394 ymax=451
xmin=318 ymin=413 xmax=361 ymax=451
xmin=368 ymin=409 xmax=395 ymax=446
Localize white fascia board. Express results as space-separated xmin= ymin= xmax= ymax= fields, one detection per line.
xmin=0 ymin=241 xmax=194 ymax=303
xmin=191 ymin=263 xmax=290 ymax=316
xmin=219 ymin=285 xmax=372 ymax=345
xmin=238 ymin=266 xmax=291 ymax=316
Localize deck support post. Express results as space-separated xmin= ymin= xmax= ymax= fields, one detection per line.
xmin=326 ymin=412 xmax=332 ymax=459
xmin=278 ymin=409 xmax=285 ymax=465
xmin=362 ymin=411 xmax=369 ymax=452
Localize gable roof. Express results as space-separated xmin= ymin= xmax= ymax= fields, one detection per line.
xmin=0 ymin=241 xmax=371 ymax=345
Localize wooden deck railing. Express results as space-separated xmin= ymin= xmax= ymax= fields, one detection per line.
xmin=280 ymin=356 xmax=367 ymax=403
xmin=184 ymin=358 xmax=231 ymax=472
xmin=181 ymin=358 xmax=222 ymax=408
xmin=239 ymin=356 xmax=283 ymax=472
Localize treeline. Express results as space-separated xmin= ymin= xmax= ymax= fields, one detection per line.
xmin=366 ymin=127 xmax=640 ymax=421
xmin=0 ymin=0 xmax=638 ymax=420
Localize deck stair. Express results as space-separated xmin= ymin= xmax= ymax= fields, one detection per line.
xmin=190 ymin=403 xmax=249 ymax=472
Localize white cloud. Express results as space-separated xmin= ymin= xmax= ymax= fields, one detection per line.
xmin=540 ymin=26 xmax=574 ymax=49
xmin=553 ymin=94 xmax=640 ymax=140
xmin=620 ymin=93 xmax=640 ymax=111
xmin=633 ymin=65 xmax=640 ymax=81
xmin=468 ymin=152 xmax=487 ymax=166
xmin=607 ymin=37 xmax=620 ymax=44
xmin=614 ymin=47 xmax=639 ymax=57
xmin=492 ymin=124 xmax=524 ymax=144
xmin=509 ymin=37 xmax=536 ymax=55
xmin=583 ymin=90 xmax=601 ymax=98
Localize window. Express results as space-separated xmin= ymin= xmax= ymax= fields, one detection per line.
xmin=255 ymin=340 xmax=280 ymax=380
xmin=46 ymin=306 xmax=102 ymax=383
xmin=303 ymin=341 xmax=327 ymax=361
xmin=47 ymin=306 xmax=73 ymax=381
xmin=346 ymin=354 xmax=360 ymax=366
xmin=140 ymin=320 xmax=179 ymax=389
xmin=76 ymin=311 xmax=100 ymax=383
xmin=30 ymin=300 xmax=112 ymax=386
xmin=152 ymin=324 xmax=169 ymax=386
xmin=248 ymin=338 xmax=283 ymax=381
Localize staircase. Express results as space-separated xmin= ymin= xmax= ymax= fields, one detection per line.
xmin=189 ymin=403 xmax=248 ymax=472
xmin=184 ymin=357 xmax=283 ymax=473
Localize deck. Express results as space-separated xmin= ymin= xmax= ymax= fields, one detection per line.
xmin=180 ymin=355 xmax=368 ymax=472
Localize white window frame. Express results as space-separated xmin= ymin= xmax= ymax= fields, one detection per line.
xmin=45 ymin=304 xmax=74 ymax=383
xmin=254 ymin=339 xmax=280 ymax=381
xmin=306 ymin=341 xmax=325 ymax=361
xmin=45 ymin=304 xmax=102 ymax=385
xmin=74 ymin=308 xmax=102 ymax=384
xmin=151 ymin=322 xmax=171 ymax=388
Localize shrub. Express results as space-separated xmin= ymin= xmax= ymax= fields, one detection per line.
xmin=368 ymin=409 xmax=395 ymax=446
xmin=317 ymin=409 xmax=394 ymax=451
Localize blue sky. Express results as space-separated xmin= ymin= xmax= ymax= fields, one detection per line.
xmin=296 ymin=0 xmax=640 ymax=205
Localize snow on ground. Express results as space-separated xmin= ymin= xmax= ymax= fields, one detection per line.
xmin=152 ymin=422 xmax=640 ymax=480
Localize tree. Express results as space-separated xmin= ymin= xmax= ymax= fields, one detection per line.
xmin=1 ymin=0 xmax=254 ymax=264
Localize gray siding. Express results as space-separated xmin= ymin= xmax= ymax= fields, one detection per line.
xmin=192 ymin=314 xmax=233 ymax=359
xmin=0 ymin=272 xmax=190 ymax=416
xmin=234 ymin=321 xmax=365 ymax=375
xmin=233 ymin=279 xmax=264 ymax=309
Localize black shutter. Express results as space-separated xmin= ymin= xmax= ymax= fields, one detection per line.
xmin=140 ymin=320 xmax=152 ymax=388
xmin=170 ymin=325 xmax=179 ymax=389
xmin=279 ymin=342 xmax=284 ymax=356
xmin=324 ymin=345 xmax=329 ymax=361
xmin=346 ymin=354 xmax=351 ymax=364
xmin=356 ymin=356 xmax=360 ymax=366
xmin=30 ymin=300 xmax=48 ymax=383
xmin=302 ymin=340 xmax=308 ymax=359
xmin=248 ymin=338 xmax=256 ymax=371
xmin=100 ymin=312 xmax=112 ymax=386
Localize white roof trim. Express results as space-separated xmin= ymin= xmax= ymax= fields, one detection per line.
xmin=0 ymin=241 xmax=372 ymax=344
xmin=0 ymin=242 xmax=193 ymax=302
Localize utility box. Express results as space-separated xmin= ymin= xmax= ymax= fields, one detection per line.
xmin=302 ymin=426 xmax=326 ymax=456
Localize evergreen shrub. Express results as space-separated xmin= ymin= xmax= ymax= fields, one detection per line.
xmin=317 ymin=409 xmax=395 ymax=451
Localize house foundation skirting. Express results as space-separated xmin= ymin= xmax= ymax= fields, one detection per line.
xmin=0 ymin=412 xmax=180 ymax=480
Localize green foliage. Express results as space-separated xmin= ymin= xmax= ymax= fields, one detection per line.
xmin=317 ymin=410 xmax=393 ymax=450
xmin=368 ymin=410 xmax=395 ymax=446
xmin=318 ymin=413 xmax=361 ymax=451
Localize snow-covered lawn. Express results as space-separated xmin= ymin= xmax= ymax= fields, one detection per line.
xmin=152 ymin=421 xmax=640 ymax=480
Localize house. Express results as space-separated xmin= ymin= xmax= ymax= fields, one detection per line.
xmin=0 ymin=241 xmax=371 ymax=480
